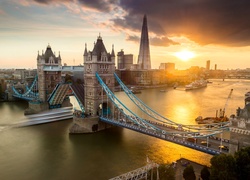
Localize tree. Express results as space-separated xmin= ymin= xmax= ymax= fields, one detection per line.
xmin=200 ymin=165 xmax=210 ymax=180
xmin=0 ymin=83 xmax=3 ymax=99
xmin=210 ymin=154 xmax=236 ymax=180
xmin=183 ymin=165 xmax=196 ymax=180
xmin=147 ymin=163 xmax=175 ymax=180
xmin=235 ymin=146 xmax=250 ymax=180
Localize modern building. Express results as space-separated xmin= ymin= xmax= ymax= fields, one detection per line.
xmin=137 ymin=15 xmax=151 ymax=70
xmin=117 ymin=50 xmax=133 ymax=70
xmin=206 ymin=60 xmax=210 ymax=70
xmin=159 ymin=63 xmax=175 ymax=72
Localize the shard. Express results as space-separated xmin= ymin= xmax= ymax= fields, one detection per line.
xmin=137 ymin=15 xmax=151 ymax=70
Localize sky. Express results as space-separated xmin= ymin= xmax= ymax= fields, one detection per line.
xmin=1 ymin=0 xmax=250 ymax=70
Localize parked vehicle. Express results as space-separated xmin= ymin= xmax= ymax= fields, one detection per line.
xmin=218 ymin=145 xmax=229 ymax=151
xmin=200 ymin=141 xmax=211 ymax=147
xmin=186 ymin=138 xmax=196 ymax=143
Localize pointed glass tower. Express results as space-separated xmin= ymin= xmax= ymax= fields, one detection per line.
xmin=137 ymin=15 xmax=151 ymax=69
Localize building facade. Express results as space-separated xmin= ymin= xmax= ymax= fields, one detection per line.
xmin=83 ymin=36 xmax=115 ymax=116
xmin=117 ymin=50 xmax=133 ymax=70
xmin=37 ymin=45 xmax=62 ymax=102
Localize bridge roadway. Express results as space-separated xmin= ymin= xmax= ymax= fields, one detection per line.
xmin=100 ymin=117 xmax=230 ymax=155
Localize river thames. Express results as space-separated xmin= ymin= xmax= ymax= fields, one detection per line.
xmin=0 ymin=79 xmax=248 ymax=179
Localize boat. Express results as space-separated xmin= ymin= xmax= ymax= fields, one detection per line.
xmin=195 ymin=89 xmax=233 ymax=124
xmin=159 ymin=89 xmax=167 ymax=92
xmin=195 ymin=116 xmax=229 ymax=124
xmin=130 ymin=89 xmax=141 ymax=94
xmin=185 ymin=80 xmax=207 ymax=91
xmin=130 ymin=87 xmax=142 ymax=94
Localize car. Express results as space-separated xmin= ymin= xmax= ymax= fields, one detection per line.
xmin=200 ymin=141 xmax=211 ymax=147
xmin=218 ymin=145 xmax=229 ymax=151
xmin=186 ymin=137 xmax=196 ymax=143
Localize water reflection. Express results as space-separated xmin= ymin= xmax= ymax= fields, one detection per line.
xmin=0 ymin=79 xmax=249 ymax=179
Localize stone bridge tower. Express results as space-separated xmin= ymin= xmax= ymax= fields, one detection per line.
xmin=69 ymin=35 xmax=115 ymax=133
xmin=83 ymin=35 xmax=115 ymax=116
xmin=25 ymin=45 xmax=62 ymax=114
xmin=37 ymin=44 xmax=62 ymax=102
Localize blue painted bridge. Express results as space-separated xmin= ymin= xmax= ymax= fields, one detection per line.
xmin=12 ymin=72 xmax=231 ymax=155
xmin=96 ymin=72 xmax=230 ymax=155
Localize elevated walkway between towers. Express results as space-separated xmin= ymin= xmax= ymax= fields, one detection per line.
xmin=48 ymin=84 xmax=69 ymax=108
xmin=70 ymin=84 xmax=85 ymax=112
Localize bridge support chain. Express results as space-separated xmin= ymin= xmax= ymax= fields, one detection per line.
xmin=69 ymin=115 xmax=113 ymax=134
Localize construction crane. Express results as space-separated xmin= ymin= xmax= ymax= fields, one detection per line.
xmin=220 ymin=89 xmax=233 ymax=118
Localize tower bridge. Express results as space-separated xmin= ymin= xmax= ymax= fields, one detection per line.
xmin=10 ymin=19 xmax=250 ymax=156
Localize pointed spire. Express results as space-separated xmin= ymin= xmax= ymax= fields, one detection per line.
xmin=111 ymin=44 xmax=115 ymax=57
xmin=37 ymin=51 xmax=40 ymax=60
xmin=137 ymin=14 xmax=151 ymax=70
xmin=98 ymin=32 xmax=102 ymax=40
xmin=84 ymin=43 xmax=88 ymax=56
xmin=58 ymin=51 xmax=61 ymax=59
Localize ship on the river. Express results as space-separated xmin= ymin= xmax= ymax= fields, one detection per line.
xmin=195 ymin=89 xmax=233 ymax=124
xmin=195 ymin=115 xmax=229 ymax=124
xmin=185 ymin=80 xmax=207 ymax=91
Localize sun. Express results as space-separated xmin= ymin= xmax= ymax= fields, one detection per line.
xmin=175 ymin=50 xmax=195 ymax=61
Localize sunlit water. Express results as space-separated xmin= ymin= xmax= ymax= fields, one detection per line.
xmin=0 ymin=79 xmax=248 ymax=179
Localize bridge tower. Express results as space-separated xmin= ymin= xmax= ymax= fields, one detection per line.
xmin=37 ymin=44 xmax=62 ymax=102
xmin=83 ymin=35 xmax=115 ymax=116
xmin=69 ymin=35 xmax=115 ymax=133
xmin=25 ymin=45 xmax=63 ymax=114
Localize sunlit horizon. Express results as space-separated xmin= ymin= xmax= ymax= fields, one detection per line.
xmin=1 ymin=1 xmax=250 ymax=70
xmin=174 ymin=50 xmax=196 ymax=62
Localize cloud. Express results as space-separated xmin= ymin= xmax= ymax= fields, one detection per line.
xmin=32 ymin=0 xmax=117 ymax=12
xmin=115 ymin=0 xmax=250 ymax=47
xmin=30 ymin=0 xmax=250 ymax=47
xmin=0 ymin=8 xmax=5 ymax=15
xmin=127 ymin=35 xmax=179 ymax=47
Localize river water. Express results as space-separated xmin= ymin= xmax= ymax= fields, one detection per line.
xmin=0 ymin=79 xmax=248 ymax=179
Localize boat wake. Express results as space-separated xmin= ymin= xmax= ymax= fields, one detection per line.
xmin=0 ymin=107 xmax=73 ymax=130
xmin=0 ymin=125 xmax=13 ymax=132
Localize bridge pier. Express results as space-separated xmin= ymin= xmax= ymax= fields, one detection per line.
xmin=69 ymin=115 xmax=112 ymax=134
xmin=24 ymin=98 xmax=72 ymax=115
xmin=24 ymin=101 xmax=49 ymax=115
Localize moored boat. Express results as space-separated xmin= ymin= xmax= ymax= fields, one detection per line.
xmin=195 ymin=116 xmax=229 ymax=124
xmin=185 ymin=80 xmax=207 ymax=91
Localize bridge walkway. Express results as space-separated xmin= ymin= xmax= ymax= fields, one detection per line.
xmin=100 ymin=117 xmax=228 ymax=155
xmin=49 ymin=84 xmax=69 ymax=107
xmin=70 ymin=84 xmax=85 ymax=112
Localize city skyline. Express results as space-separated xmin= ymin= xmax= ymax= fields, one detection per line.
xmin=1 ymin=0 xmax=250 ymax=70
